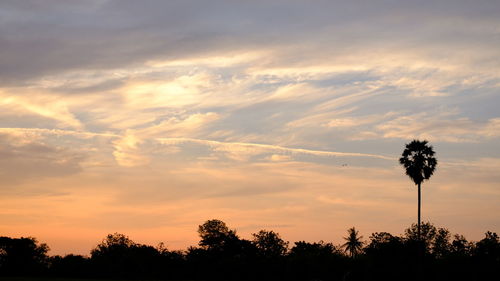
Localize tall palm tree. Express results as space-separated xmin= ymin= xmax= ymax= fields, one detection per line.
xmin=399 ymin=140 xmax=437 ymax=240
xmin=342 ymin=227 xmax=364 ymax=258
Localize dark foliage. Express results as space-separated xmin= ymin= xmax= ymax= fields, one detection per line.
xmin=89 ymin=233 xmax=167 ymax=279
xmin=474 ymin=231 xmax=500 ymax=280
xmin=49 ymin=254 xmax=90 ymax=278
xmin=342 ymin=227 xmax=364 ymax=258
xmin=198 ymin=219 xmax=238 ymax=251
xmin=187 ymin=220 xmax=259 ymax=280
xmin=252 ymin=229 xmax=289 ymax=258
xmin=0 ymin=236 xmax=49 ymax=276
xmin=399 ymin=139 xmax=437 ymax=186
xmin=288 ymin=241 xmax=347 ymax=281
xmin=1 ymin=220 xmax=499 ymax=281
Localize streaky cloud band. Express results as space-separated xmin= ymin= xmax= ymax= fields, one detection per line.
xmin=0 ymin=127 xmax=120 ymax=138
xmin=156 ymin=137 xmax=395 ymax=160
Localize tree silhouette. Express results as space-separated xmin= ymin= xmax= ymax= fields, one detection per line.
xmin=197 ymin=219 xmax=238 ymax=252
xmin=252 ymin=230 xmax=288 ymax=258
xmin=432 ymin=227 xmax=452 ymax=259
xmin=474 ymin=231 xmax=500 ymax=280
xmin=342 ymin=227 xmax=364 ymax=258
xmin=399 ymin=139 xmax=437 ymax=240
xmin=0 ymin=236 xmax=49 ymax=275
xmin=90 ymin=233 xmax=162 ymax=278
xmin=405 ymin=221 xmax=437 ymax=252
xmin=475 ymin=231 xmax=500 ymax=259
xmin=450 ymin=234 xmax=472 ymax=257
xmin=288 ymin=240 xmax=344 ymax=281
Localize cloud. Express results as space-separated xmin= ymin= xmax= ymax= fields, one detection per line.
xmin=146 ymin=51 xmax=267 ymax=68
xmin=0 ymin=91 xmax=83 ymax=129
xmin=316 ymin=195 xmax=381 ymax=207
xmin=1 ymin=0 xmax=498 ymax=86
xmin=112 ymin=130 xmax=150 ymax=167
xmin=110 ymin=112 xmax=221 ymax=166
xmin=0 ymin=133 xmax=84 ymax=184
xmin=376 ymin=113 xmax=500 ymax=142
xmin=157 ymin=137 xmax=395 ymax=160
xmin=142 ymin=112 xmax=221 ymax=138
xmin=482 ymin=118 xmax=500 ymax=137
xmin=268 ymin=154 xmax=292 ymax=162
xmin=120 ymin=72 xmax=219 ymax=109
xmin=0 ymin=127 xmax=119 ymax=139
xmin=265 ymin=83 xmax=328 ymax=102
xmin=324 ymin=112 xmax=400 ymax=128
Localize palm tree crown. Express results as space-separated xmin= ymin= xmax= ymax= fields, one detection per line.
xmin=399 ymin=140 xmax=437 ymax=185
xmin=342 ymin=227 xmax=364 ymax=258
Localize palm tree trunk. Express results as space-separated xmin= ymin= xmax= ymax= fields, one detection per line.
xmin=417 ymin=182 xmax=423 ymax=281
xmin=418 ymin=182 xmax=421 ymax=240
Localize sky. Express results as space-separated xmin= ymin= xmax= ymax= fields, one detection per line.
xmin=0 ymin=0 xmax=499 ymax=256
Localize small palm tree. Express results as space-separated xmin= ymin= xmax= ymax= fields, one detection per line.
xmin=342 ymin=227 xmax=364 ymax=258
xmin=399 ymin=140 xmax=437 ymax=240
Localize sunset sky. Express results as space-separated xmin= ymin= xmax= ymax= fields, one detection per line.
xmin=1 ymin=0 xmax=499 ymax=256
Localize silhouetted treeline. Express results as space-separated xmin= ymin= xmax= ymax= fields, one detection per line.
xmin=1 ymin=220 xmax=499 ymax=281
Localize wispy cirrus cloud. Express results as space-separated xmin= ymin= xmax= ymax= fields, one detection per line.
xmin=157 ymin=137 xmax=395 ymax=161
xmin=0 ymin=91 xmax=83 ymax=129
xmin=375 ymin=113 xmax=500 ymax=142
xmin=0 ymin=127 xmax=119 ymax=139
